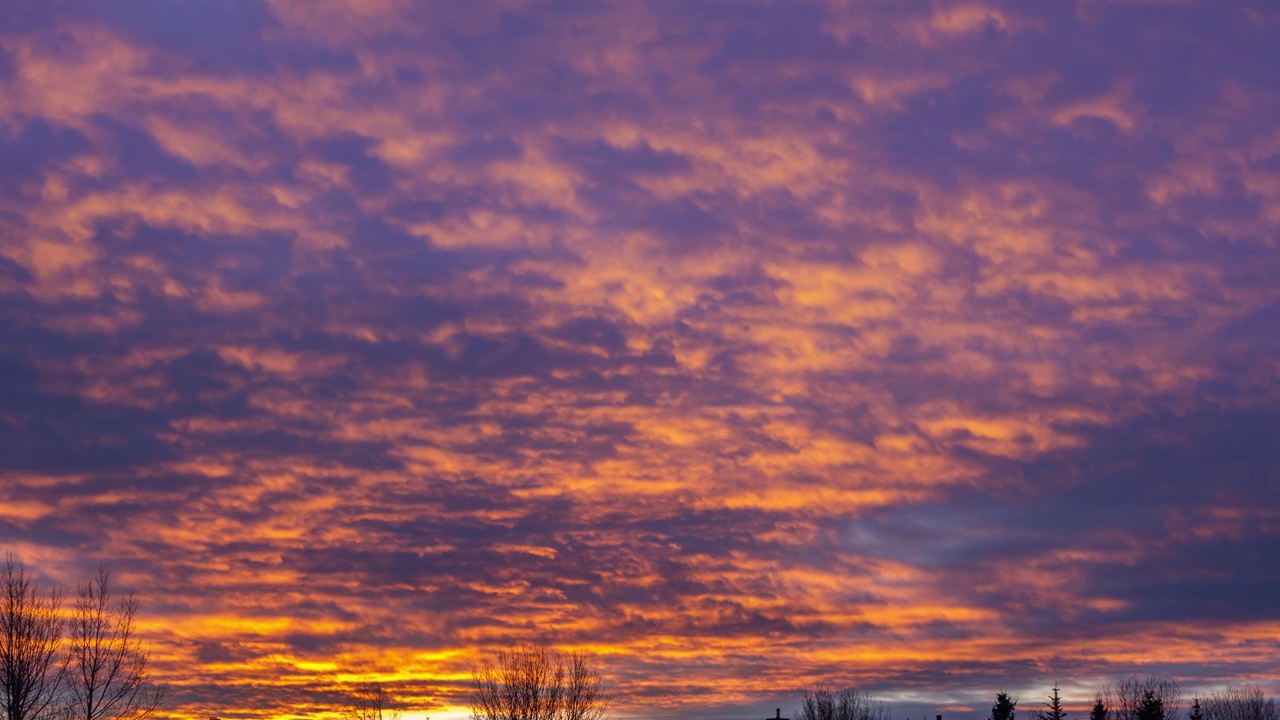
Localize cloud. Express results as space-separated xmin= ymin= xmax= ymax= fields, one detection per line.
xmin=0 ymin=0 xmax=1278 ymax=718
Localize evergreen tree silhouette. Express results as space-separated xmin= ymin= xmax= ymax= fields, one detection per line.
xmin=1136 ymin=691 xmax=1164 ymax=720
xmin=1090 ymin=695 xmax=1108 ymax=720
xmin=991 ymin=692 xmax=1017 ymax=720
xmin=1039 ymin=685 xmax=1067 ymax=720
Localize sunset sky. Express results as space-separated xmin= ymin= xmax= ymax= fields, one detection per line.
xmin=1 ymin=1 xmax=1278 ymax=719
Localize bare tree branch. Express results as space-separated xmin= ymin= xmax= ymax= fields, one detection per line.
xmin=561 ymin=653 xmax=605 ymax=720
xmin=0 ymin=556 xmax=65 ymax=720
xmin=796 ymin=687 xmax=892 ymax=720
xmin=1203 ymin=686 xmax=1279 ymax=720
xmin=65 ymin=566 xmax=162 ymax=720
xmin=340 ymin=682 xmax=401 ymax=720
xmin=470 ymin=645 xmax=606 ymax=720
xmin=1103 ymin=676 xmax=1181 ymax=720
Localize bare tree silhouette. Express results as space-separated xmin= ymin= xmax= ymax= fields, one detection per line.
xmin=1103 ymin=676 xmax=1181 ymax=720
xmin=340 ymin=682 xmax=400 ymax=720
xmin=470 ymin=645 xmax=606 ymax=720
xmin=795 ymin=687 xmax=891 ymax=720
xmin=65 ymin=567 xmax=162 ymax=720
xmin=1203 ymin=686 xmax=1279 ymax=720
xmin=0 ymin=556 xmax=65 ymax=720
xmin=559 ymin=653 xmax=605 ymax=720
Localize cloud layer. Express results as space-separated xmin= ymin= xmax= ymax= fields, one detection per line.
xmin=1 ymin=1 xmax=1278 ymax=718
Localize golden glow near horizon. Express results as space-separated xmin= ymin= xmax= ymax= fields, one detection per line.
xmin=1 ymin=2 xmax=1279 ymax=719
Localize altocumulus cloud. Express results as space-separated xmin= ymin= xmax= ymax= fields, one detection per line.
xmin=0 ymin=1 xmax=1278 ymax=719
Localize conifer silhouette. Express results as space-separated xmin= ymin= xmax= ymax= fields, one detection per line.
xmin=991 ymin=692 xmax=1017 ymax=720
xmin=1039 ymin=685 xmax=1067 ymax=720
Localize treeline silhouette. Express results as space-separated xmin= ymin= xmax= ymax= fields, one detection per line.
xmin=795 ymin=679 xmax=1277 ymax=720
xmin=916 ymin=679 xmax=1280 ymax=720
xmin=458 ymin=659 xmax=1279 ymax=720
xmin=4 ymin=557 xmax=1278 ymax=720
xmin=329 ymin=649 xmax=1280 ymax=720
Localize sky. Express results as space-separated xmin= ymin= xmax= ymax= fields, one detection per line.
xmin=1 ymin=1 xmax=1278 ymax=719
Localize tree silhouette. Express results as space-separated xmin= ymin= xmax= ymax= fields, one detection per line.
xmin=0 ymin=557 xmax=64 ymax=720
xmin=341 ymin=682 xmax=399 ymax=720
xmin=796 ymin=687 xmax=891 ymax=720
xmin=1104 ymin=676 xmax=1181 ymax=720
xmin=66 ymin=566 xmax=163 ymax=720
xmin=1203 ymin=686 xmax=1279 ymax=720
xmin=1189 ymin=698 xmax=1204 ymax=720
xmin=1039 ymin=685 xmax=1067 ymax=720
xmin=1136 ymin=691 xmax=1164 ymax=720
xmin=559 ymin=653 xmax=606 ymax=720
xmin=470 ymin=645 xmax=606 ymax=720
xmin=991 ymin=692 xmax=1017 ymax=720
xmin=1091 ymin=696 xmax=1108 ymax=720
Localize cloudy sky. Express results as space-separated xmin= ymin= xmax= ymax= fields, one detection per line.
xmin=1 ymin=1 xmax=1278 ymax=719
